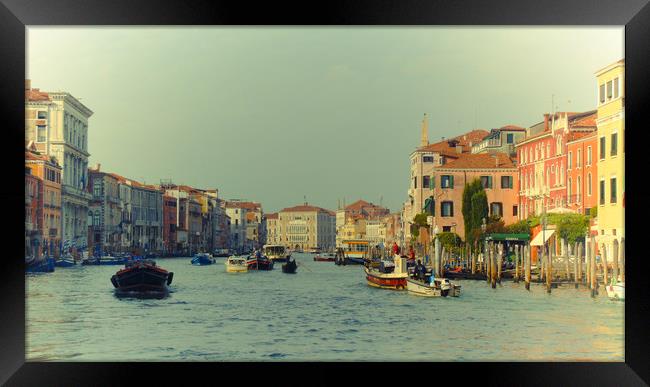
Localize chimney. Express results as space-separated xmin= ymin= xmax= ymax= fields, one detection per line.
xmin=543 ymin=114 xmax=550 ymax=131
xmin=95 ymin=163 xmax=101 ymax=171
xmin=25 ymin=79 xmax=31 ymax=91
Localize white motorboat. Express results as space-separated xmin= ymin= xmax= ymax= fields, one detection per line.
xmin=263 ymin=244 xmax=291 ymax=262
xmin=605 ymin=281 xmax=624 ymax=300
xmin=406 ymin=276 xmax=461 ymax=297
xmin=225 ymin=256 xmax=248 ymax=273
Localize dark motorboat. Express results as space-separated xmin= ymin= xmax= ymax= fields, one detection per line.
xmin=111 ymin=259 xmax=173 ymax=298
xmin=191 ymin=253 xmax=215 ymax=265
xmin=246 ymin=255 xmax=274 ymax=271
xmin=282 ymin=258 xmax=297 ymax=274
xmin=25 ymin=256 xmax=55 ymax=273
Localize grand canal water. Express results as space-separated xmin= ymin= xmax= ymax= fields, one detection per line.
xmin=26 ymin=253 xmax=624 ymax=361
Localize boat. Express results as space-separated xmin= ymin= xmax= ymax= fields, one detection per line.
xmin=282 ymin=258 xmax=297 ymax=274
xmin=314 ymin=252 xmax=337 ymax=262
xmin=605 ymin=281 xmax=624 ymax=300
xmin=191 ymin=253 xmax=215 ymax=265
xmin=263 ymin=244 xmax=291 ymax=263
xmin=111 ymin=259 xmax=173 ymax=297
xmin=25 ymin=256 xmax=55 ymax=273
xmin=246 ymin=254 xmax=274 ymax=271
xmin=214 ymin=248 xmax=231 ymax=258
xmin=336 ymin=239 xmax=370 ymax=265
xmin=307 ymin=247 xmax=321 ymax=254
xmin=364 ymin=255 xmax=408 ymax=290
xmin=406 ymin=276 xmax=462 ymax=297
xmin=81 ymin=255 xmax=127 ymax=265
xmin=225 ymin=256 xmax=249 ymax=273
xmin=54 ymin=255 xmax=76 ymax=267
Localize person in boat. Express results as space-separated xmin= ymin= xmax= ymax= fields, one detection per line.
xmin=392 ymin=242 xmax=400 ymax=256
xmin=415 ymin=259 xmax=426 ymax=281
xmin=255 ymin=249 xmax=262 ymax=259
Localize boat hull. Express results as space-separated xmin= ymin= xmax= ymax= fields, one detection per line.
xmin=282 ymin=260 xmax=297 ymax=274
xmin=247 ymin=258 xmax=274 ymax=271
xmin=226 ymin=264 xmax=248 ymax=273
xmin=314 ymin=256 xmax=335 ymax=262
xmin=112 ymin=265 xmax=172 ymax=293
xmin=54 ymin=258 xmax=76 ymax=267
xmin=606 ymin=282 xmax=625 ymax=300
xmin=364 ymin=267 xmax=407 ymax=290
xmin=26 ymin=257 xmax=55 ymax=273
xmin=82 ymin=257 xmax=126 ymax=266
xmin=406 ymin=278 xmax=443 ymax=297
xmin=191 ymin=256 xmax=215 ymax=265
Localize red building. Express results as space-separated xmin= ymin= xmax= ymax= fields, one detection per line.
xmin=566 ymin=131 xmax=598 ymax=215
xmin=516 ymin=111 xmax=596 ymax=219
xmin=162 ymin=195 xmax=178 ymax=255
xmin=25 ymin=167 xmax=43 ymax=258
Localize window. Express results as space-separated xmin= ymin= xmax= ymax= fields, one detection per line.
xmin=599 ymin=84 xmax=606 ymax=103
xmin=613 ymin=77 xmax=619 ymax=98
xmin=546 ymin=143 xmax=550 ymax=157
xmin=480 ymin=176 xmax=493 ymax=189
xmin=606 ymin=80 xmax=613 ymax=99
xmin=413 ymin=177 xmax=417 ymax=189
xmin=587 ymin=146 xmax=592 ymax=165
xmin=93 ymin=182 xmax=101 ymax=197
xmin=423 ymin=176 xmax=430 ymax=189
xmin=568 ymin=151 xmax=572 ymax=169
xmin=587 ymin=173 xmax=592 ymax=196
xmin=512 ymin=205 xmax=518 ymax=216
xmin=423 ymin=156 xmax=434 ymax=163
xmin=490 ymin=202 xmax=503 ymax=217
xmin=38 ymin=111 xmax=47 ymax=119
xmin=610 ymin=177 xmax=617 ymax=203
xmin=599 ymin=179 xmax=605 ymax=205
xmin=442 ymin=226 xmax=451 ymax=232
xmin=501 ymin=176 xmax=513 ymax=189
xmin=577 ymin=149 xmax=582 ymax=167
xmin=506 ymin=133 xmax=514 ymax=144
xmin=577 ymin=176 xmax=581 ymax=201
xmin=600 ymin=137 xmax=606 ymax=160
xmin=37 ymin=125 xmax=46 ymax=142
xmin=567 ymin=178 xmax=572 ymax=203
xmin=441 ymin=175 xmax=454 ymax=189
xmin=441 ymin=201 xmax=454 ymax=217
xmin=611 ymin=133 xmax=618 ymax=156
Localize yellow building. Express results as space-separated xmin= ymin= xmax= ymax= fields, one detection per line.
xmin=595 ymin=59 xmax=625 ymax=257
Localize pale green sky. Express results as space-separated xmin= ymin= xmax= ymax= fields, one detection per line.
xmin=27 ymin=27 xmax=623 ymax=213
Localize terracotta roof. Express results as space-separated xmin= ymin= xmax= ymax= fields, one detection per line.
xmin=499 ymin=124 xmax=525 ymax=131
xmin=225 ymin=201 xmax=261 ymax=210
xmin=265 ymin=213 xmax=278 ymax=220
xmin=280 ymin=204 xmax=333 ymax=214
xmin=26 ymin=88 xmax=50 ymax=102
xmin=567 ymin=130 xmax=596 ymax=143
xmin=417 ymin=129 xmax=490 ymax=153
xmin=568 ymin=110 xmax=597 ymax=128
xmin=437 ymin=153 xmax=516 ymax=170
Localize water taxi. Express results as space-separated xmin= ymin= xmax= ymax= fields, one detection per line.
xmin=225 ymin=256 xmax=249 ymax=273
xmin=191 ymin=253 xmax=215 ymax=265
xmin=263 ymin=244 xmax=291 ymax=263
xmin=364 ymin=255 xmax=408 ymax=290
xmin=337 ymin=239 xmax=370 ymax=265
xmin=406 ymin=277 xmax=461 ymax=297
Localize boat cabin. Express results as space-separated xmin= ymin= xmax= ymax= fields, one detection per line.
xmin=263 ymin=244 xmax=287 ymax=258
xmin=341 ymin=239 xmax=370 ymax=259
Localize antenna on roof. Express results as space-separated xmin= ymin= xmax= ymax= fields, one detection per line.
xmin=304 ymin=195 xmax=307 ymax=205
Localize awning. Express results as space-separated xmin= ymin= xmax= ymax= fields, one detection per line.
xmin=485 ymin=233 xmax=530 ymax=242
xmin=530 ymin=229 xmax=555 ymax=246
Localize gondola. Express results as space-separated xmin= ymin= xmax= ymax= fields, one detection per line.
xmin=282 ymin=258 xmax=297 ymax=274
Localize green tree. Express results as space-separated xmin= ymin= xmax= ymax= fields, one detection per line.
xmin=462 ymin=179 xmax=488 ymax=247
xmin=410 ymin=213 xmax=430 ymax=238
xmin=469 ymin=189 xmax=489 ymax=246
xmin=438 ymin=232 xmax=462 ymax=252
xmin=505 ymin=219 xmax=531 ymax=234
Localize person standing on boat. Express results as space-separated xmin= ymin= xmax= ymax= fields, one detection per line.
xmin=409 ymin=246 xmax=415 ymax=261
xmin=392 ymin=242 xmax=400 ymax=256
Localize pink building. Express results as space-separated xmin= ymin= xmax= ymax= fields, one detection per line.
xmin=432 ymin=153 xmax=519 ymax=240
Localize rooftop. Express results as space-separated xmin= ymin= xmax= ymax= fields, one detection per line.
xmin=437 ymin=152 xmax=516 ymax=170
xmin=416 ymin=129 xmax=490 ymax=154
xmin=280 ymin=204 xmax=334 ymax=215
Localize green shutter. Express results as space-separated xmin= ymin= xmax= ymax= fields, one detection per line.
xmin=431 ymin=175 xmax=435 ymax=188
xmin=488 ymin=176 xmax=493 ymax=188
xmin=450 ymin=175 xmax=454 ymax=188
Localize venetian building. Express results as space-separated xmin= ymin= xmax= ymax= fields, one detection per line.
xmin=277 ymin=203 xmax=336 ymax=251
xmin=25 ymin=80 xmax=93 ymax=253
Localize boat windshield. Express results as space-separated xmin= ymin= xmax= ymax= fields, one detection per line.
xmin=343 ymin=242 xmax=369 ymax=252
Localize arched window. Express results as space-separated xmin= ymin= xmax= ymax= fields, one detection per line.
xmin=587 ymin=173 xmax=592 ymax=196
xmin=567 ymin=178 xmax=572 ymax=203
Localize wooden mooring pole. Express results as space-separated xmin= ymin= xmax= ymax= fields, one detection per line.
xmin=525 ymin=245 xmax=531 ymax=290
xmin=514 ymin=245 xmax=520 ymax=283
xmin=612 ymin=240 xmax=619 ymax=285
xmin=564 ymin=239 xmax=570 ymax=281
xmin=601 ymin=243 xmax=609 ymax=286
xmin=545 ymin=241 xmax=552 ymax=294
xmin=590 ymin=235 xmax=597 ymax=297
xmin=497 ymin=244 xmax=502 ymax=285
xmin=620 ymin=237 xmax=625 ymax=283
xmin=491 ymin=243 xmax=497 ymax=289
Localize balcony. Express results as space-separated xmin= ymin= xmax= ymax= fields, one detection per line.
xmin=62 ymin=184 xmax=92 ymax=201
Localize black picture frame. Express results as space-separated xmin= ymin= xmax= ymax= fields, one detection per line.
xmin=1 ymin=0 xmax=648 ymax=385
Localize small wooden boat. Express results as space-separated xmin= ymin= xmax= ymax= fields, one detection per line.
xmin=191 ymin=253 xmax=215 ymax=265
xmin=111 ymin=259 xmax=173 ymax=297
xmin=314 ymin=253 xmax=336 ymax=262
xmin=247 ymin=255 xmax=274 ymax=271
xmin=54 ymin=256 xmax=76 ymax=267
xmin=225 ymin=256 xmax=248 ymax=273
xmin=606 ymin=281 xmax=624 ymax=300
xmin=406 ymin=276 xmax=461 ymax=297
xmin=364 ymin=256 xmax=408 ymax=290
xmin=282 ymin=258 xmax=297 ymax=274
